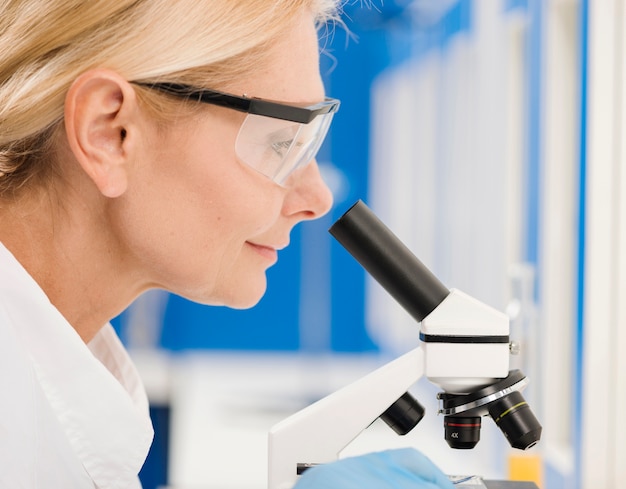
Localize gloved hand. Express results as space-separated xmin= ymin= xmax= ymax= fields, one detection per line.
xmin=293 ymin=447 xmax=455 ymax=489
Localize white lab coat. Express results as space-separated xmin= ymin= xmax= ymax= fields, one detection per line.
xmin=0 ymin=242 xmax=154 ymax=488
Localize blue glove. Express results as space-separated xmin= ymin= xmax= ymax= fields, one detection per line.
xmin=293 ymin=448 xmax=455 ymax=489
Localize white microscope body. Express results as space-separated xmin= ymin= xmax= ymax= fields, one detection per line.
xmin=267 ymin=201 xmax=540 ymax=489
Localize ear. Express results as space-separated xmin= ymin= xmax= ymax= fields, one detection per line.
xmin=64 ymin=69 xmax=139 ymax=198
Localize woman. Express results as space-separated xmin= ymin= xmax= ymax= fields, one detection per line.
xmin=0 ymin=1 xmax=454 ymax=487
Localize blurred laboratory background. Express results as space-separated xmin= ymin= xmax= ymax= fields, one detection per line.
xmin=112 ymin=1 xmax=626 ymax=488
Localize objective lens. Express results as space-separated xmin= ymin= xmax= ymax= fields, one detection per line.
xmin=488 ymin=391 xmax=542 ymax=450
xmin=444 ymin=416 xmax=481 ymax=449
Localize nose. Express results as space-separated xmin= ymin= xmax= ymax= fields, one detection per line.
xmin=282 ymin=160 xmax=333 ymax=221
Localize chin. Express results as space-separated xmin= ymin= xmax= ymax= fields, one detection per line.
xmin=221 ymin=295 xmax=263 ymax=309
xmin=178 ymin=273 xmax=268 ymax=309
xmin=213 ymin=278 xmax=268 ymax=310
xmin=237 ymin=269 xmax=271 ymax=307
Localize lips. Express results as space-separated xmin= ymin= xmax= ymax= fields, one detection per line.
xmin=247 ymin=242 xmax=279 ymax=262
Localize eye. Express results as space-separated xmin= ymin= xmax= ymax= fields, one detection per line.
xmin=266 ymin=122 xmax=304 ymax=158
xmin=271 ymin=139 xmax=295 ymax=157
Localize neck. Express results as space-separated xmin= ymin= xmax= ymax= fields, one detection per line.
xmin=0 ymin=187 xmax=144 ymax=343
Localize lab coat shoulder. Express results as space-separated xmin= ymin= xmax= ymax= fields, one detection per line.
xmin=0 ymin=240 xmax=151 ymax=488
xmin=0 ymin=303 xmax=94 ymax=488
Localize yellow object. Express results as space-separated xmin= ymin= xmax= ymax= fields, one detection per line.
xmin=508 ymin=453 xmax=543 ymax=488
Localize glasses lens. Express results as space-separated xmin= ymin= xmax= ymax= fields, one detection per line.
xmin=235 ymin=110 xmax=334 ymax=185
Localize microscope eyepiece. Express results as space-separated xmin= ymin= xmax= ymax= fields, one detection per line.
xmin=329 ymin=200 xmax=449 ymax=322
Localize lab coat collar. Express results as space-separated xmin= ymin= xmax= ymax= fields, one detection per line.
xmin=0 ymin=242 xmax=154 ymax=489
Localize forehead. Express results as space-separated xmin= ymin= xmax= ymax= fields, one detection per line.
xmin=227 ymin=10 xmax=325 ymax=106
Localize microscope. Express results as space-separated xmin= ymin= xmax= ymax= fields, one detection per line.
xmin=268 ymin=200 xmax=542 ymax=489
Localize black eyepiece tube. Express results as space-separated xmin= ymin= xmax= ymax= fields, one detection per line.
xmin=329 ymin=200 xmax=450 ymax=322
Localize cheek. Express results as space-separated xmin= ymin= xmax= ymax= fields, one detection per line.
xmin=116 ymin=120 xmax=284 ymax=300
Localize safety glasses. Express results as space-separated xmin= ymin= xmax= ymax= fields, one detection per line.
xmin=134 ymin=82 xmax=340 ymax=186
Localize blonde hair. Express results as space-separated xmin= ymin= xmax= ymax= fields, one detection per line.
xmin=0 ymin=0 xmax=341 ymax=196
